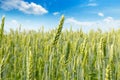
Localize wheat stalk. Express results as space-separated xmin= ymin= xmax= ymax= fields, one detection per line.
xmin=105 ymin=44 xmax=114 ymax=80
xmin=27 ymin=47 xmax=34 ymax=80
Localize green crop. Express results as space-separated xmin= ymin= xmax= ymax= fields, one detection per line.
xmin=0 ymin=16 xmax=120 ymax=80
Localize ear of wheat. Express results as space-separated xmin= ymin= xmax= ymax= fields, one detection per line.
xmin=52 ymin=15 xmax=65 ymax=47
xmin=27 ymin=47 xmax=34 ymax=80
xmin=0 ymin=16 xmax=5 ymax=44
xmin=0 ymin=16 xmax=5 ymax=80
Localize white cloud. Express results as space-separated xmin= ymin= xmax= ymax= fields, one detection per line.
xmin=53 ymin=12 xmax=60 ymax=16
xmin=103 ymin=17 xmax=120 ymax=29
xmin=103 ymin=17 xmax=113 ymax=23
xmin=65 ymin=17 xmax=120 ymax=30
xmin=0 ymin=0 xmax=48 ymax=15
xmin=66 ymin=18 xmax=95 ymax=26
xmin=87 ymin=3 xmax=98 ymax=7
xmin=98 ymin=12 xmax=104 ymax=17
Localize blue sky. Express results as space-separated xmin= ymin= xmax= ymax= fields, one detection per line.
xmin=0 ymin=0 xmax=120 ymax=32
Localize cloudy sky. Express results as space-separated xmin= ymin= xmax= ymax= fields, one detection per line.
xmin=0 ymin=0 xmax=120 ymax=32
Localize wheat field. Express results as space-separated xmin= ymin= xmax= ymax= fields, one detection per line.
xmin=0 ymin=16 xmax=120 ymax=80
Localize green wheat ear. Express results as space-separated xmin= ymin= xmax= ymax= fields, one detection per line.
xmin=0 ymin=16 xmax=5 ymax=30
xmin=0 ymin=16 xmax=5 ymax=41
xmin=27 ymin=47 xmax=34 ymax=80
xmin=52 ymin=15 xmax=65 ymax=47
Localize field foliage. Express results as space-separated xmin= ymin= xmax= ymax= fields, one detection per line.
xmin=0 ymin=16 xmax=120 ymax=80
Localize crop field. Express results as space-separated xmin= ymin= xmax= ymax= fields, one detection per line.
xmin=0 ymin=16 xmax=120 ymax=80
